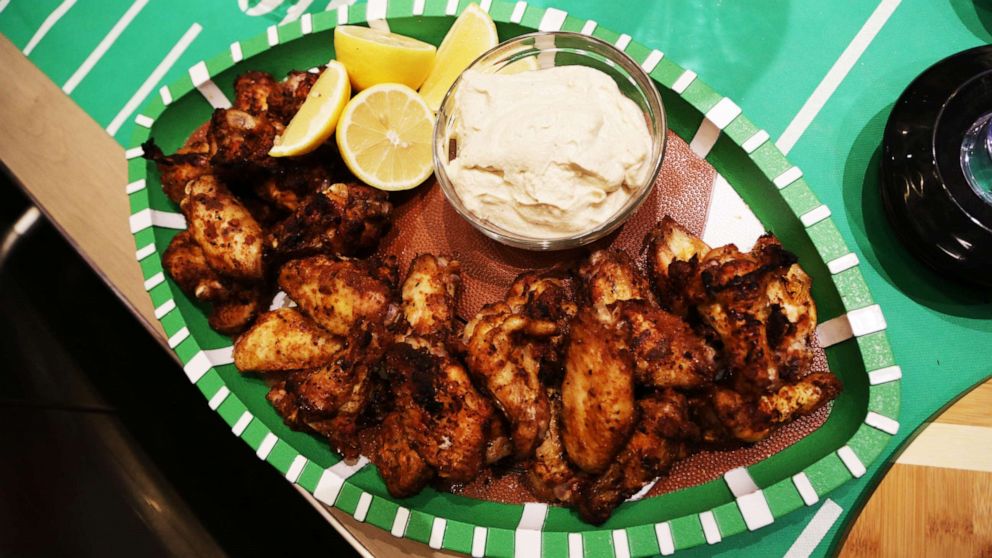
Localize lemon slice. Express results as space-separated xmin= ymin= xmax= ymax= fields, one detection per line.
xmin=336 ymin=83 xmax=434 ymax=191
xmin=418 ymin=3 xmax=498 ymax=111
xmin=268 ymin=61 xmax=350 ymax=157
xmin=334 ymin=25 xmax=437 ymax=91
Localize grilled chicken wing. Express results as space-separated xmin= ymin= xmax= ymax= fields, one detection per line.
xmin=269 ymin=70 xmax=321 ymax=124
xmin=610 ymin=300 xmax=718 ymax=390
xmin=504 ymin=271 xmax=578 ymax=383
xmin=180 ymin=175 xmax=264 ymax=281
xmin=705 ymin=372 xmax=842 ymax=443
xmin=463 ymin=302 xmax=556 ymax=459
xmin=526 ymin=390 xmax=581 ymax=504
xmin=233 ymin=308 xmax=345 ymax=372
xmin=647 ymin=218 xmax=818 ymax=393
xmin=561 ymin=308 xmax=636 ymax=474
xmin=142 ymin=140 xmax=212 ymax=204
xmin=577 ymin=390 xmax=693 ymax=524
xmin=207 ymin=108 xmax=281 ymax=174
xmin=232 ymin=70 xmax=280 ymax=116
xmin=278 ymin=255 xmax=398 ymax=337
xmin=207 ymin=286 xmax=266 ymax=335
xmin=579 ymin=250 xmax=653 ymax=306
xmin=162 ymin=230 xmax=228 ymax=302
xmin=373 ymin=410 xmax=434 ymax=498
xmin=401 ymin=254 xmax=460 ymax=338
xmin=267 ymin=182 xmax=393 ymax=261
xmin=384 ymin=342 xmax=493 ymax=482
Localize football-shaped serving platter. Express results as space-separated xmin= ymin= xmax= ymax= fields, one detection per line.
xmin=124 ymin=2 xmax=901 ymax=556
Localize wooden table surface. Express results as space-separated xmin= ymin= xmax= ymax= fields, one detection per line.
xmin=1 ymin=36 xmax=989 ymax=557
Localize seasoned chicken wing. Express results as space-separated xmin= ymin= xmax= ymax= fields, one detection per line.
xmin=504 ymin=271 xmax=578 ymax=384
xmin=278 ymin=255 xmax=398 ymax=337
xmin=705 ymin=372 xmax=843 ymax=443
xmin=609 ymin=300 xmax=718 ymax=390
xmin=577 ymin=390 xmax=693 ymax=524
xmin=232 ymin=70 xmax=280 ymax=116
xmin=180 ymin=175 xmax=264 ymax=281
xmin=233 ymin=308 xmax=345 ymax=372
xmin=142 ymin=140 xmax=212 ymax=204
xmin=266 ymin=182 xmax=393 ymax=261
xmin=162 ymin=230 xmax=228 ymax=302
xmin=561 ymin=308 xmax=636 ymax=474
xmin=526 ymin=390 xmax=581 ymax=504
xmin=647 ymin=218 xmax=818 ymax=393
xmin=463 ymin=302 xmax=556 ymax=459
xmin=384 ymin=342 xmax=493 ymax=482
xmin=373 ymin=410 xmax=434 ymax=498
xmin=269 ymin=69 xmax=321 ymax=124
xmin=207 ymin=284 xmax=266 ymax=335
xmin=207 ymin=108 xmax=281 ymax=174
xmin=579 ymin=250 xmax=653 ymax=306
xmin=401 ymin=254 xmax=460 ymax=338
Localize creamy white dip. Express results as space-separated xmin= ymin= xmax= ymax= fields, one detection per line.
xmin=444 ymin=65 xmax=652 ymax=239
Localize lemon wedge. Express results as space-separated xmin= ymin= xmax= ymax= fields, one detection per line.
xmin=419 ymin=3 xmax=498 ymax=111
xmin=334 ymin=25 xmax=437 ymax=91
xmin=335 ymin=83 xmax=434 ymax=191
xmin=268 ymin=61 xmax=350 ymax=157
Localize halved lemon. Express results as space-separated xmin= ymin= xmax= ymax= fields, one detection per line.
xmin=334 ymin=25 xmax=437 ymax=91
xmin=268 ymin=61 xmax=350 ymax=157
xmin=336 ymin=83 xmax=434 ymax=191
xmin=418 ymin=3 xmax=498 ymax=111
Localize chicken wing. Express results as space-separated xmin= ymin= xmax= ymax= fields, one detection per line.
xmin=207 ymin=108 xmax=281 ymax=174
xmin=233 ymin=308 xmax=345 ymax=372
xmin=610 ymin=300 xmax=718 ymax=390
xmin=277 ymin=255 xmax=398 ymax=337
xmin=504 ymin=271 xmax=578 ymax=384
xmin=266 ymin=182 xmax=393 ymax=261
xmin=232 ymin=70 xmax=280 ymax=116
xmin=142 ymin=140 xmax=212 ymax=204
xmin=577 ymin=390 xmax=693 ymax=524
xmin=646 ymin=217 xmax=710 ymax=316
xmin=161 ymin=230 xmax=228 ymax=302
xmin=579 ymin=250 xmax=653 ymax=306
xmin=401 ymin=254 xmax=460 ymax=338
xmin=561 ymin=308 xmax=636 ymax=474
xmin=463 ymin=302 xmax=556 ymax=459
xmin=526 ymin=390 xmax=581 ymax=504
xmin=705 ymin=372 xmax=843 ymax=443
xmin=384 ymin=342 xmax=493 ymax=482
xmin=269 ymin=70 xmax=321 ymax=124
xmin=373 ymin=410 xmax=434 ymax=498
xmin=180 ymin=175 xmax=265 ymax=281
xmin=207 ymin=283 xmax=267 ymax=335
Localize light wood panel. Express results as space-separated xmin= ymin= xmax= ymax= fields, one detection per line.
xmin=1 ymin=33 xmax=990 ymax=558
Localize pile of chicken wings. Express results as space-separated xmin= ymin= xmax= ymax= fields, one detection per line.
xmin=151 ymin=70 xmax=842 ymax=525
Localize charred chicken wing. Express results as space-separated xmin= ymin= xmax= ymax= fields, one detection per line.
xmin=233 ymin=308 xmax=345 ymax=372
xmin=180 ymin=175 xmax=265 ymax=281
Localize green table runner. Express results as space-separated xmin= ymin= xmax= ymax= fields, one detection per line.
xmin=3 ymin=1 xmax=990 ymax=556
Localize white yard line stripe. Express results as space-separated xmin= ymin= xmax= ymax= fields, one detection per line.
xmin=153 ymin=299 xmax=176 ymax=319
xmin=567 ymin=533 xmax=582 ymax=558
xmin=0 ymin=0 xmax=10 ymax=15
xmin=63 ymin=0 xmax=148 ymax=94
xmin=190 ymin=61 xmax=232 ymax=108
xmin=207 ymin=385 xmax=230 ymax=410
xmin=612 ymin=530 xmax=631 ymax=558
xmin=827 ymin=253 xmax=860 ymax=274
xmin=792 ymin=472 xmax=820 ymax=506
xmin=776 ymin=0 xmax=901 ymax=154
xmin=736 ymin=490 xmax=774 ymax=531
xmin=445 ymin=0 xmax=458 ymax=15
xmin=134 ymin=114 xmax=154 ymax=128
xmin=837 ymin=445 xmax=867 ymax=478
xmin=23 ymin=0 xmax=76 ymax=55
xmin=865 ymin=411 xmax=900 ymax=435
xmin=313 ymin=457 xmax=370 ymax=506
xmin=471 ymin=527 xmax=487 ymax=558
xmin=135 ymin=243 xmax=156 ymax=260
xmin=699 ymin=510 xmax=721 ymax=544
xmin=655 ymin=522 xmax=675 ymax=556
xmin=868 ymin=365 xmax=902 ymax=385
xmin=429 ymin=518 xmax=446 ymax=549
xmin=183 ymin=350 xmax=211 ymax=382
xmin=204 ymin=346 xmax=234 ymax=366
xmin=641 ymin=49 xmax=663 ymax=73
xmin=125 ymin=146 xmax=144 ymax=159
xmin=286 ymin=455 xmax=307 ymax=482
xmin=783 ymin=499 xmax=843 ymax=558
xmin=510 ymin=1 xmax=526 ymax=23
xmin=280 ymin=0 xmax=314 ymax=23
xmin=580 ymin=19 xmax=597 ymax=35
xmin=724 ymin=467 xmax=759 ymax=497
xmin=166 ymin=326 xmax=189 ymax=348
xmin=538 ymin=7 xmax=567 ymax=31
xmin=107 ymin=23 xmax=202 ymax=135
xmin=391 ymin=507 xmax=410 ymax=537
xmin=255 ymin=432 xmax=278 ymax=459
xmin=159 ymin=85 xmax=172 ymax=105
xmin=353 ymin=492 xmax=373 ymax=522
xmin=143 ymin=271 xmax=164 ymax=290
xmin=126 ymin=179 xmax=146 ymax=194
xmin=515 ymin=503 xmax=547 ymax=558
xmin=742 ymin=129 xmax=770 ymax=153
xmin=239 ymin=0 xmax=284 ymax=16
xmin=232 ymin=411 xmax=253 ymax=436
xmin=412 ymin=0 xmax=425 ymax=15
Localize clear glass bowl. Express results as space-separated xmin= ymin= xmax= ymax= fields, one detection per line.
xmin=432 ymin=31 xmax=667 ymax=251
